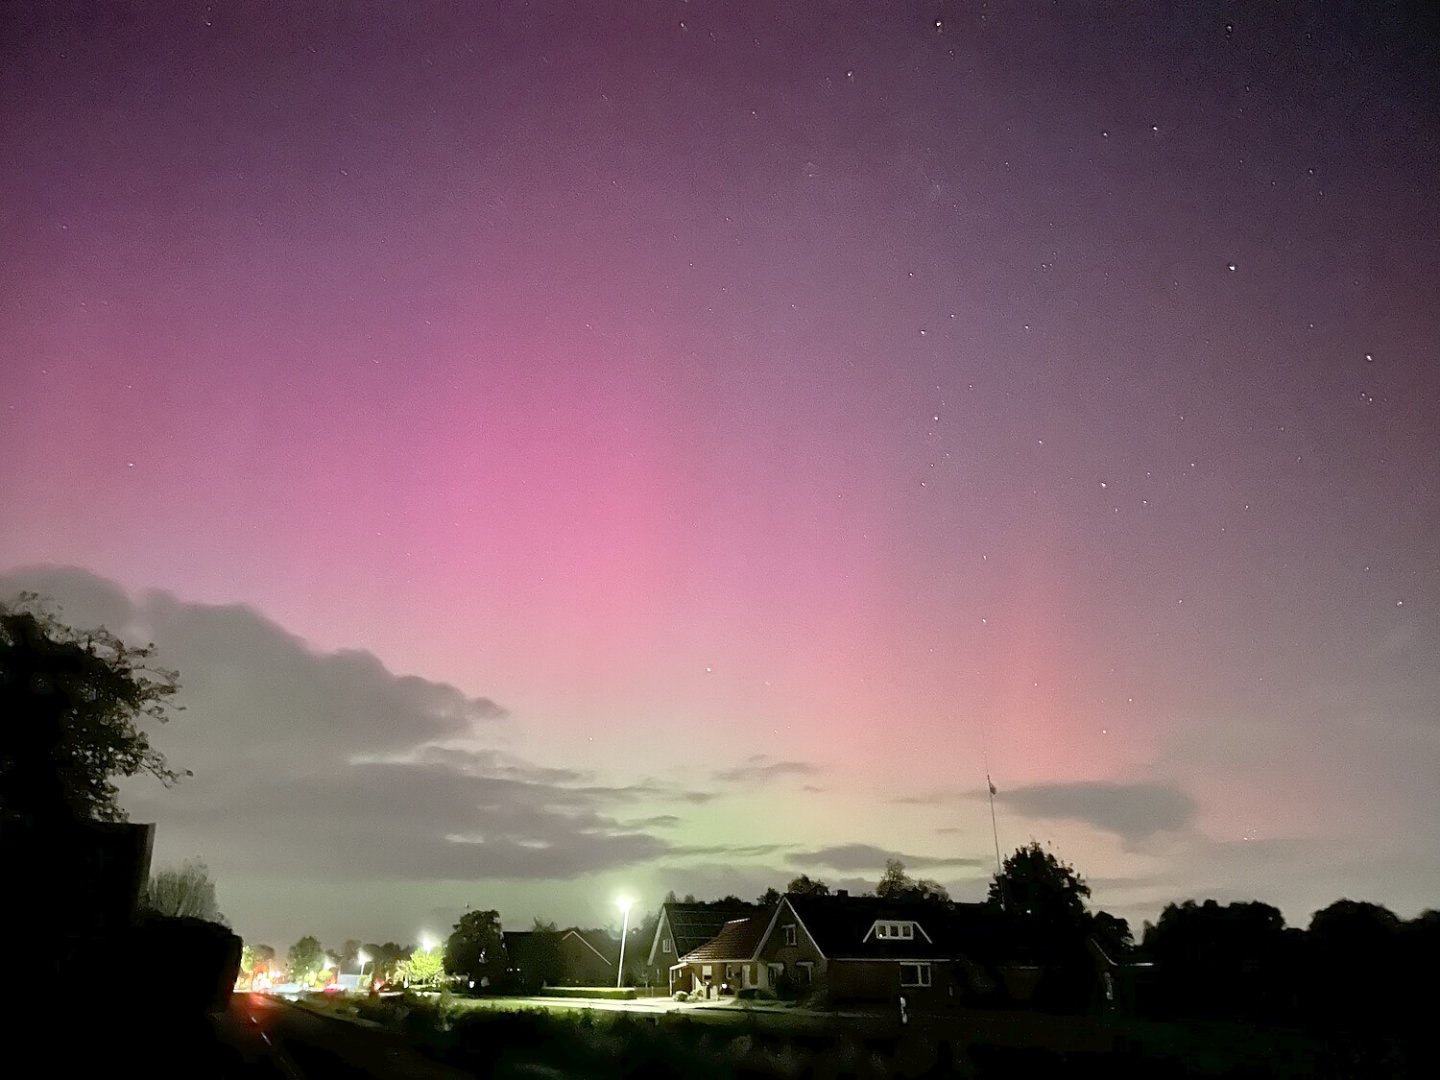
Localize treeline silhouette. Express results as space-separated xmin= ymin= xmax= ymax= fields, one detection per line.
xmin=1137 ymin=898 xmax=1439 ymax=1031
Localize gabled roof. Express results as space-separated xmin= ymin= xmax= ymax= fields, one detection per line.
xmin=656 ymin=902 xmax=759 ymax=959
xmin=680 ymin=913 xmax=771 ymax=963
xmin=781 ymin=893 xmax=1012 ymax=961
xmin=504 ymin=927 xmax=617 ymax=966
xmin=567 ymin=928 xmax=617 ymax=965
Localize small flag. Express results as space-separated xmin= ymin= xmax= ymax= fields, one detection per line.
xmin=988 ymin=779 xmax=998 ymax=796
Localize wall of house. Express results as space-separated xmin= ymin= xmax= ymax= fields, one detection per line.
xmin=755 ymin=905 xmax=828 ymax=994
xmin=557 ymin=935 xmax=611 ymax=986
xmin=648 ymin=912 xmax=676 ymax=969
xmin=825 ymin=959 xmax=956 ymax=1005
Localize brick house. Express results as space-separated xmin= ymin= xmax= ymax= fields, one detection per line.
xmin=672 ymin=912 xmax=772 ymax=997
xmin=753 ymin=892 xmax=1012 ymax=1006
xmin=647 ymin=901 xmax=759 ymax=994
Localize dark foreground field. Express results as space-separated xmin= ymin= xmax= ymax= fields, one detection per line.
xmin=288 ymin=992 xmax=1424 ymax=1079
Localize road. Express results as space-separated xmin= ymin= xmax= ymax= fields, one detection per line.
xmin=228 ymin=993 xmax=473 ymax=1078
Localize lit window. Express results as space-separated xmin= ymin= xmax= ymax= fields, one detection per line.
xmin=784 ymin=924 xmax=797 ymax=946
xmin=876 ymin=925 xmax=888 ymax=938
xmin=899 ymin=963 xmax=931 ymax=988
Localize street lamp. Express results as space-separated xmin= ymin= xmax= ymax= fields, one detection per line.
xmin=357 ymin=949 xmax=371 ymax=981
xmin=421 ymin=934 xmax=438 ymax=953
xmin=616 ymin=896 xmax=634 ymax=989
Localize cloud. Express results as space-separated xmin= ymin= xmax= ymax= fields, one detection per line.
xmin=670 ymin=842 xmax=793 ymax=859
xmin=713 ymin=754 xmax=819 ymax=783
xmin=0 ymin=566 xmax=695 ymax=892
xmin=996 ymin=781 xmax=1198 ymax=845
xmin=786 ymin=843 xmax=985 ymax=873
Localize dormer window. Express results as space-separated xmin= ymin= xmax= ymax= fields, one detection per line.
xmin=871 ymin=920 xmax=918 ymax=941
xmin=783 ymin=924 xmax=797 ymax=946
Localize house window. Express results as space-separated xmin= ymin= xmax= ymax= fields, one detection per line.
xmin=899 ymin=963 xmax=932 ymax=988
xmin=873 ymin=920 xmax=918 ymax=940
xmin=783 ymin=924 xmax=797 ymax=946
xmin=796 ymin=961 xmax=814 ymax=986
xmin=662 ymin=939 xmax=671 ymax=954
xmin=767 ymin=962 xmax=784 ymax=985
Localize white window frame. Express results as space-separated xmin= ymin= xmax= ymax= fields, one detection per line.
xmin=796 ymin=961 xmax=814 ymax=985
xmin=899 ymin=962 xmax=932 ymax=988
xmin=767 ymin=962 xmax=784 ymax=985
xmin=783 ymin=924 xmax=797 ymax=947
xmin=871 ymin=920 xmax=920 ymax=942
xmin=662 ymin=938 xmax=671 ymax=954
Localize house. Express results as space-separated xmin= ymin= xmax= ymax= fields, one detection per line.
xmin=672 ymin=912 xmax=772 ymax=997
xmin=752 ymin=891 xmax=1013 ymax=1006
xmin=504 ymin=927 xmax=618 ymax=989
xmin=647 ymin=901 xmax=758 ymax=993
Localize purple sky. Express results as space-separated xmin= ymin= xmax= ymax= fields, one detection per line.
xmin=3 ymin=2 xmax=1438 ymax=947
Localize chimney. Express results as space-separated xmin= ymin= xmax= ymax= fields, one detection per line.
xmin=835 ymin=889 xmax=848 ymax=898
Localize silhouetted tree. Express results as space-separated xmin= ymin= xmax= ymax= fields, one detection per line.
xmin=337 ymin=938 xmax=363 ymax=972
xmin=786 ymin=874 xmax=831 ymax=896
xmin=877 ymin=858 xmax=950 ymax=903
xmin=1144 ymin=900 xmax=1298 ymax=1022
xmin=144 ymin=858 xmax=224 ymax=923
xmin=757 ymin=887 xmax=782 ymax=906
xmin=1089 ymin=910 xmax=1133 ymax=959
xmin=446 ymin=909 xmax=505 ymax=987
xmin=1 ymin=595 xmax=186 ymax=824
xmin=1307 ymin=899 xmax=1403 ymax=1024
xmin=988 ymin=842 xmax=1089 ymax=928
xmin=363 ymin=941 xmax=411 ymax=984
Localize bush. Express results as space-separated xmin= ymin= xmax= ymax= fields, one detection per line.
xmin=673 ymin=990 xmax=690 ymax=1002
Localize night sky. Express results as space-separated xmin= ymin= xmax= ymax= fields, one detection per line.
xmin=3 ymin=2 xmax=1438 ymax=948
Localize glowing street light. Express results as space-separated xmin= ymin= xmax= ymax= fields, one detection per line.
xmin=616 ymin=896 xmax=634 ymax=989
xmin=421 ymin=934 xmax=438 ymax=953
xmin=357 ymin=949 xmax=372 ymax=980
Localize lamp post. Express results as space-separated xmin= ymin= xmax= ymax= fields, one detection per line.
xmin=616 ymin=897 xmax=634 ymax=989
xmin=357 ymin=949 xmax=371 ymax=983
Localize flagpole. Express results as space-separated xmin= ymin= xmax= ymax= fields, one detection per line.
xmin=979 ymin=716 xmax=1002 ymax=876
xmin=987 ymin=772 xmax=1002 ymax=876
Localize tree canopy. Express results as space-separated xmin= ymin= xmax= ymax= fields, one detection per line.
xmin=145 ymin=858 xmax=225 ymax=924
xmin=1 ymin=595 xmax=186 ymax=824
xmin=786 ymin=874 xmax=831 ymax=896
xmin=988 ymin=842 xmax=1090 ymax=928
xmin=288 ymin=935 xmax=326 ymax=983
xmin=445 ymin=908 xmax=506 ymax=985
xmin=403 ymin=940 xmax=445 ymax=986
xmin=876 ymin=858 xmax=950 ymax=902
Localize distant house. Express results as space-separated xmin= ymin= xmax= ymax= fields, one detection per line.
xmin=751 ymin=891 xmax=1014 ymax=1006
xmin=647 ymin=901 xmax=758 ymax=994
xmin=672 ymin=912 xmax=772 ymax=997
xmin=504 ymin=927 xmax=618 ymax=989
xmin=748 ymin=898 xmax=973 ymax=1008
